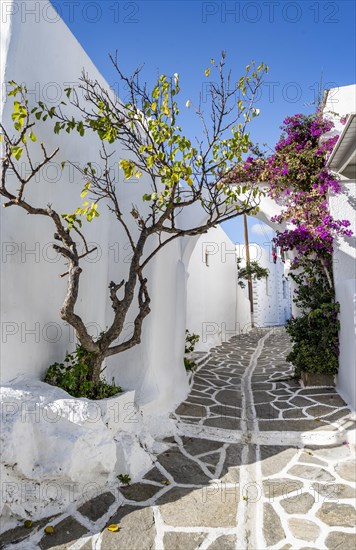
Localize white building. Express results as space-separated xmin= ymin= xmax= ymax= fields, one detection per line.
xmin=186 ymin=225 xmax=251 ymax=352
xmin=236 ymin=243 xmax=292 ymax=328
xmin=324 ymin=85 xmax=356 ymax=409
xmin=250 ymin=248 xmax=292 ymax=327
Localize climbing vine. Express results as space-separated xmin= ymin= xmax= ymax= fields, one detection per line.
xmin=227 ymin=111 xmax=352 ymax=377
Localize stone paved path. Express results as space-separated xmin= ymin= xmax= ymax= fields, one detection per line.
xmin=1 ymin=328 xmax=355 ymax=549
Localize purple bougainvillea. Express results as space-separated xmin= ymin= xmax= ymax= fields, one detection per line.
xmin=226 ymin=109 xmax=352 ymax=376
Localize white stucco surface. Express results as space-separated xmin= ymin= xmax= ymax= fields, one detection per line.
xmin=251 ymin=247 xmax=292 ymax=327
xmin=324 ymin=86 xmax=356 ymax=410
xmin=6 ymin=2 xmax=354 ymax=528
xmin=0 ymin=0 xmax=191 ymax=417
xmin=186 ymin=226 xmax=251 ymax=351
xmin=0 ymin=378 xmax=178 ymax=529
xmin=0 ymin=1 xmax=284 ymax=409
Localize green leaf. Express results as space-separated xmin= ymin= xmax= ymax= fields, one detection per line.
xmin=29 ymin=130 xmax=37 ymax=142
xmin=119 ymin=159 xmax=135 ymax=179
xmin=146 ymin=155 xmax=155 ymax=169
xmin=204 ymin=68 xmax=211 ymax=77
xmin=80 ymin=182 xmax=91 ymax=199
xmin=11 ymin=146 xmax=23 ymax=160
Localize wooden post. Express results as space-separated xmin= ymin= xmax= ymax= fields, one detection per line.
xmin=243 ymin=213 xmax=254 ymax=327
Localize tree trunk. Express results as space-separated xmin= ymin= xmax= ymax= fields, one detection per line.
xmin=87 ymin=353 xmax=105 ymax=385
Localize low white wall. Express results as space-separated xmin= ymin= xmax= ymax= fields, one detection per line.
xmin=186 ymin=226 xmax=251 ymax=351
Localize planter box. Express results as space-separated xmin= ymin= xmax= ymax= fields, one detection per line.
xmin=301 ymin=372 xmax=335 ymax=387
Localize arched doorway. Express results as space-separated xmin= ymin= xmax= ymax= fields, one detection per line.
xmin=181 ymin=191 xmax=293 ymax=354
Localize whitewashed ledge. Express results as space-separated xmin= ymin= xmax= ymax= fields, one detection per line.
xmin=0 ymin=378 xmax=156 ymax=531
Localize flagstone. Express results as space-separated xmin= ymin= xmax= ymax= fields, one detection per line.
xmin=325 ymin=531 xmax=356 ymax=550
xmin=298 ymin=452 xmax=328 ymax=466
xmin=0 ymin=517 xmax=53 ymax=548
xmin=162 ymin=531 xmax=206 ymax=550
xmin=157 ymin=486 xmax=238 ymax=527
xmin=39 ymin=517 xmax=89 ymax=550
xmin=311 ymin=394 xmax=346 ymax=407
xmin=259 ymin=419 xmax=333 ymax=431
xmin=316 ymin=502 xmax=356 ymax=527
xmin=263 ymin=503 xmax=286 ymax=546
xmin=204 ymin=416 xmax=241 ymax=430
xmin=260 ymin=446 xmax=298 ymax=476
xmin=175 ymin=402 xmax=206 ymax=417
xmin=207 ymin=534 xmax=237 ymax=549
xmin=209 ymin=404 xmax=241 ymax=417
xmin=157 ymin=447 xmax=211 ymax=484
xmin=310 ymin=444 xmax=351 ymax=461
xmin=306 ymin=405 xmax=338 ymax=417
xmin=288 ymin=518 xmax=320 ymax=542
xmin=200 ymin=452 xmax=222 ymax=467
xmin=120 ymin=483 xmax=162 ymax=502
xmin=263 ymin=478 xmax=303 ymax=498
xmin=78 ymin=491 xmax=116 ymax=522
xmin=215 ymin=389 xmax=242 ymax=406
xmin=312 ymin=482 xmax=356 ymax=499
xmin=100 ymin=506 xmax=155 ymax=550
xmin=288 ymin=464 xmax=335 ymax=482
xmin=280 ymin=492 xmax=315 ymax=514
xmin=334 ymin=459 xmax=356 ymax=481
xmin=253 ymin=391 xmax=276 ymax=403
xmin=144 ymin=466 xmax=170 ymax=484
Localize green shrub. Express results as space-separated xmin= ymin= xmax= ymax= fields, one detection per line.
xmin=286 ymin=302 xmax=339 ymax=376
xmin=184 ymin=330 xmax=200 ymax=372
xmin=44 ymin=346 xmax=122 ymax=399
xmin=185 ymin=330 xmax=200 ymax=354
xmin=184 ymin=357 xmax=197 ymax=372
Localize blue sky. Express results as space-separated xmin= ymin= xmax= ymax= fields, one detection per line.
xmin=52 ymin=0 xmax=356 ymax=246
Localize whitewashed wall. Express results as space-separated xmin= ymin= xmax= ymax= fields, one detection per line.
xmin=252 ymin=248 xmax=292 ymax=327
xmin=0 ymin=0 xmax=189 ymax=416
xmin=186 ymin=226 xmax=251 ymax=352
xmin=1 ymin=1 xmax=285 ymax=414
xmin=329 ymin=182 xmax=356 ymax=409
xmin=325 ymin=86 xmax=356 ymax=410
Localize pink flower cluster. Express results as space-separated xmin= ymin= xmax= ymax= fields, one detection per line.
xmin=227 ymin=111 xmax=352 ymax=266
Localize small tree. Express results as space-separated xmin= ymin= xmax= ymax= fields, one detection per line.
xmin=0 ymin=54 xmax=267 ymax=390
xmin=236 ymin=257 xmax=269 ymax=288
